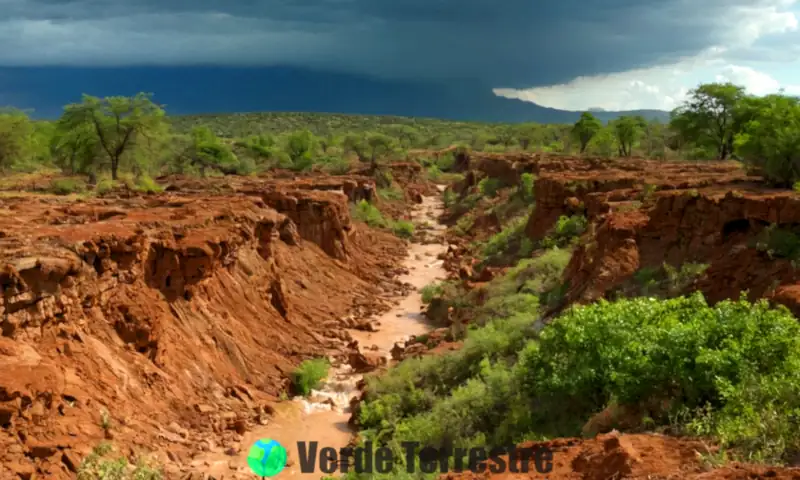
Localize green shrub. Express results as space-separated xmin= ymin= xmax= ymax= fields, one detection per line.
xmin=420 ymin=283 xmax=445 ymax=304
xmin=134 ymin=175 xmax=164 ymax=194
xmin=95 ymin=178 xmax=116 ymax=195
xmin=292 ymin=358 xmax=330 ymax=396
xmin=77 ymin=443 xmax=162 ymax=480
xmin=321 ymin=156 xmax=351 ymax=175
xmin=478 ymin=177 xmax=502 ymax=197
xmin=50 ymin=178 xmax=86 ymax=195
xmin=754 ymin=224 xmax=800 ymax=260
xmin=540 ymin=214 xmax=587 ymax=248
xmin=519 ymin=173 xmax=535 ymax=202
xmin=357 ymin=293 xmax=800 ymax=475
xmin=427 ymin=164 xmax=442 ymax=181
xmin=435 ymin=152 xmax=456 ymax=171
xmin=480 ymin=216 xmax=529 ymax=264
xmin=391 ymin=220 xmax=415 ymax=239
xmin=520 ymin=294 xmax=800 ymax=461
xmin=352 ymin=200 xmax=388 ymax=228
xmin=378 ymin=187 xmax=404 ymax=201
xmin=443 ymin=189 xmax=456 ymax=208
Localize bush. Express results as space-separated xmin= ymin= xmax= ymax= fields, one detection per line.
xmin=480 ymin=216 xmax=529 ymax=265
xmin=478 ymin=177 xmax=502 ymax=197
xmin=519 ymin=294 xmax=800 ymax=461
xmin=134 ymin=175 xmax=164 ymax=194
xmin=519 ymin=173 xmax=535 ymax=202
xmin=378 ymin=187 xmax=404 ymax=202
xmin=351 ymin=200 xmax=388 ymax=228
xmin=391 ymin=220 xmax=415 ymax=239
xmin=292 ymin=358 xmax=330 ymax=396
xmin=50 ymin=178 xmax=86 ymax=195
xmin=95 ymin=178 xmax=116 ymax=195
xmin=443 ymin=189 xmax=456 ymax=208
xmin=77 ymin=443 xmax=162 ymax=480
xmin=356 ymin=293 xmax=800 ymax=476
xmin=540 ymin=214 xmax=587 ymax=248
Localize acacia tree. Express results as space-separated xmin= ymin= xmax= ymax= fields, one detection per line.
xmin=180 ymin=126 xmax=239 ymax=176
xmin=572 ymin=112 xmax=602 ymax=153
xmin=366 ymin=133 xmax=395 ymax=166
xmin=57 ymin=93 xmax=166 ymax=179
xmin=734 ymin=93 xmax=800 ymax=185
xmin=342 ymin=134 xmax=367 ymax=162
xmin=0 ymin=109 xmax=35 ymax=171
xmin=612 ymin=116 xmax=646 ymax=157
xmin=670 ymin=82 xmax=746 ymax=160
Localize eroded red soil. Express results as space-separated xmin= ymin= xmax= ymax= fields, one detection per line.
xmin=0 ymin=176 xmax=410 ymax=478
xmin=444 ymin=431 xmax=800 ymax=479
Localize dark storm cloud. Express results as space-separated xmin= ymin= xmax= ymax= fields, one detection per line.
xmin=0 ymin=0 xmax=792 ymax=87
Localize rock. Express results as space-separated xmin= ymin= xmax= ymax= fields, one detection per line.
xmin=347 ymin=351 xmax=387 ymax=373
xmin=62 ymin=451 xmax=81 ymax=473
xmin=403 ymin=344 xmax=427 ymax=357
xmin=458 ymin=264 xmax=473 ymax=280
xmin=195 ymin=404 xmax=215 ymax=414
xmin=351 ymin=319 xmax=376 ymax=332
xmin=390 ymin=342 xmax=405 ymax=361
xmin=6 ymin=461 xmax=35 ymax=480
xmin=232 ymin=419 xmax=247 ymax=435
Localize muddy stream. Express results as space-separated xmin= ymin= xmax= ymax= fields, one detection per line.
xmin=202 ymin=192 xmax=449 ymax=479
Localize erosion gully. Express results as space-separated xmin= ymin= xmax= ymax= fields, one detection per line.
xmin=202 ymin=190 xmax=449 ymax=479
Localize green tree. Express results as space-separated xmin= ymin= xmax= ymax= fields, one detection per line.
xmin=670 ymin=82 xmax=746 ymax=160
xmin=342 ymin=134 xmax=367 ymax=162
xmin=365 ymin=132 xmax=395 ymax=167
xmin=51 ymin=120 xmax=100 ymax=176
xmin=284 ymin=130 xmax=318 ymax=171
xmin=386 ymin=124 xmax=420 ymax=149
xmin=612 ymin=116 xmax=646 ymax=157
xmin=734 ymin=93 xmax=800 ymax=185
xmin=572 ymin=112 xmax=603 ymax=153
xmin=57 ymin=93 xmax=166 ymax=179
xmin=181 ymin=126 xmax=239 ymax=176
xmin=0 ymin=108 xmax=40 ymax=171
xmin=588 ymin=125 xmax=617 ymax=156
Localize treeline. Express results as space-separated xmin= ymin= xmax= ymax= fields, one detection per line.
xmin=0 ymin=82 xmax=798 ymax=185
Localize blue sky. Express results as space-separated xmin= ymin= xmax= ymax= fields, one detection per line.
xmin=0 ymin=0 xmax=798 ymax=113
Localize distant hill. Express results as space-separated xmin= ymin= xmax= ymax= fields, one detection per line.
xmin=6 ymin=65 xmax=669 ymax=123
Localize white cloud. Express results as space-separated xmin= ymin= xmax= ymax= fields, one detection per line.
xmin=495 ymin=0 xmax=800 ymax=111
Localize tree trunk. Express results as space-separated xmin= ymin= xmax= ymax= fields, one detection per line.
xmin=111 ymin=156 xmax=119 ymax=180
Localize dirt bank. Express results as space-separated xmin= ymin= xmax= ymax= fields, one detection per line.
xmin=0 ymin=178 xmax=410 ymax=479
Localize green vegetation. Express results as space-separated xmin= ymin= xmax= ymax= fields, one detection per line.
xmin=291 ymin=358 xmax=330 ymax=396
xmin=572 ymin=112 xmax=603 ymax=153
xmin=0 ymin=81 xmax=797 ymax=189
xmin=348 ymin=292 xmax=800 ymax=478
xmin=351 ymin=200 xmax=415 ymax=239
xmin=540 ymin=214 xmax=588 ymax=249
xmin=50 ymin=177 xmax=86 ymax=195
xmin=77 ymin=442 xmax=162 ymax=480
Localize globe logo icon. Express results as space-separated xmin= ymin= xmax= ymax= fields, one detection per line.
xmin=247 ymin=438 xmax=287 ymax=477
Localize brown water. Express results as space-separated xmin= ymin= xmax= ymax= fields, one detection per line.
xmin=201 ymin=192 xmax=448 ymax=479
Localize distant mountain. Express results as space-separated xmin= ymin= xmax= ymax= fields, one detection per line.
xmin=2 ymin=65 xmax=669 ymax=123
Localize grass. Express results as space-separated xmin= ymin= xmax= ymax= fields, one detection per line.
xmin=50 ymin=178 xmax=86 ymax=195
xmin=392 ymin=220 xmax=415 ymax=239
xmin=291 ymin=358 xmax=330 ymax=397
xmin=77 ymin=443 xmax=162 ymax=480
xmin=352 ymin=199 xmax=417 ymax=239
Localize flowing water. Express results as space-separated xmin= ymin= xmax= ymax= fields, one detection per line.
xmin=201 ymin=192 xmax=449 ymax=479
